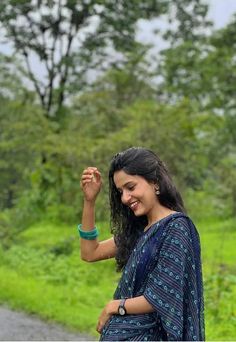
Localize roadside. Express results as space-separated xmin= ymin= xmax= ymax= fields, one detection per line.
xmin=0 ymin=306 xmax=95 ymax=341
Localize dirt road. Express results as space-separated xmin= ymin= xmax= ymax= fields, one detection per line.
xmin=0 ymin=306 xmax=95 ymax=341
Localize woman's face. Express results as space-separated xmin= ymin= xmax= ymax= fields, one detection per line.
xmin=113 ymin=170 xmax=159 ymax=217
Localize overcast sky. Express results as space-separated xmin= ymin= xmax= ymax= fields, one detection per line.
xmin=208 ymin=0 xmax=236 ymax=28
xmin=137 ymin=0 xmax=236 ymax=44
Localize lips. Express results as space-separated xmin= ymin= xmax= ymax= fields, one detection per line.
xmin=129 ymin=201 xmax=139 ymax=211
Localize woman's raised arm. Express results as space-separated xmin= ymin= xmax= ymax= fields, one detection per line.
xmin=80 ymin=167 xmax=117 ymax=262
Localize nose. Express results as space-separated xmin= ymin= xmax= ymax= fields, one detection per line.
xmin=121 ymin=190 xmax=131 ymax=205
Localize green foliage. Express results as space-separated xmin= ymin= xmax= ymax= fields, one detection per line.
xmin=0 ymin=54 xmax=29 ymax=99
xmin=0 ymin=98 xmax=49 ymax=207
xmin=0 ymin=98 xmax=53 ymax=246
xmin=1 ymin=84 xmax=234 ymax=235
xmin=159 ymin=14 xmax=236 ymax=217
xmin=204 ymin=268 xmax=236 ymax=340
xmin=159 ymin=15 xmax=236 ymax=116
xmin=185 ymin=182 xmax=233 ymax=223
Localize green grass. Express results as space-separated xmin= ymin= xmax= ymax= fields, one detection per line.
xmin=0 ymin=218 xmax=236 ymax=340
xmin=0 ymin=221 xmax=118 ymax=338
xmin=0 ymin=265 xmax=99 ymax=332
xmin=197 ymin=218 xmax=236 ymax=340
xmin=198 ymin=218 xmax=236 ymax=270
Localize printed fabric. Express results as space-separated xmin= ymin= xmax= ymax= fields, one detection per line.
xmin=100 ymin=212 xmax=205 ymax=341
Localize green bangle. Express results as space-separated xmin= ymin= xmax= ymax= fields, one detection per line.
xmin=77 ymin=224 xmax=99 ymax=240
xmin=78 ymin=224 xmax=97 ymax=235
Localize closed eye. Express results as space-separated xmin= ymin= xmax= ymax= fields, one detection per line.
xmin=116 ymin=182 xmax=136 ymax=195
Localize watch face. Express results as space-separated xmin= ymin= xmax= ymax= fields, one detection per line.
xmin=119 ymin=307 xmax=126 ymax=315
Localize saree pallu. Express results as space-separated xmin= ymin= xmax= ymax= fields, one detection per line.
xmin=100 ymin=212 xmax=205 ymax=341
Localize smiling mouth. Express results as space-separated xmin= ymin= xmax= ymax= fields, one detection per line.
xmin=129 ymin=201 xmax=139 ymax=210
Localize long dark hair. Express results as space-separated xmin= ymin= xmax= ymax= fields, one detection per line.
xmin=109 ymin=147 xmax=186 ymax=271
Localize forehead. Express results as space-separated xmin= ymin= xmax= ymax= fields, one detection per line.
xmin=113 ymin=170 xmax=142 ymax=188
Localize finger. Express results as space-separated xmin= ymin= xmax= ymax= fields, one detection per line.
xmin=80 ymin=178 xmax=94 ymax=187
xmin=81 ymin=174 xmax=93 ymax=180
xmin=96 ymin=323 xmax=102 ymax=334
xmin=80 ymin=180 xmax=93 ymax=188
xmin=82 ymin=170 xmax=95 ymax=177
xmin=93 ymin=170 xmax=101 ymax=178
xmin=86 ymin=167 xmax=98 ymax=173
xmin=82 ymin=166 xmax=97 ymax=173
xmin=82 ymin=171 xmax=101 ymax=184
xmin=81 ymin=176 xmax=93 ymax=183
xmin=93 ymin=170 xmax=102 ymax=182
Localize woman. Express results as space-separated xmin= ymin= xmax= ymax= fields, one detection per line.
xmin=79 ymin=147 xmax=204 ymax=341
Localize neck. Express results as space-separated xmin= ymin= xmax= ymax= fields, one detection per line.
xmin=145 ymin=204 xmax=177 ymax=231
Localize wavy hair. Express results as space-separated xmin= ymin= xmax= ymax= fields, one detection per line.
xmin=109 ymin=147 xmax=186 ymax=271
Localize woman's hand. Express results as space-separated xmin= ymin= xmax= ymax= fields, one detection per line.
xmin=96 ymin=306 xmax=112 ymax=334
xmin=96 ymin=300 xmax=119 ymax=334
xmin=80 ymin=167 xmax=102 ymax=203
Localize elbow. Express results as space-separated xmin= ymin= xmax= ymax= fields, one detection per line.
xmin=80 ymin=254 xmax=95 ymax=262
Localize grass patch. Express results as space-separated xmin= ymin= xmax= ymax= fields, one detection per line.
xmin=0 ymin=265 xmax=101 ymax=335
xmin=0 ymin=221 xmax=118 ymax=338
xmin=197 ymin=218 xmax=236 ymax=274
xmin=0 ymin=217 xmax=236 ymax=340
xmin=198 ymin=217 xmax=236 ymax=340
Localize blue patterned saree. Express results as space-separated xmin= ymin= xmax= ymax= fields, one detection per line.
xmin=100 ymin=213 xmax=205 ymax=341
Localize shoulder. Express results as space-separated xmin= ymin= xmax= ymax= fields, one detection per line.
xmin=158 ymin=215 xmax=197 ymax=262
xmin=164 ymin=214 xmax=199 ymax=245
xmin=167 ymin=214 xmax=196 ymax=232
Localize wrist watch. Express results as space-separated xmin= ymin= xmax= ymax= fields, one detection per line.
xmin=118 ymin=298 xmax=127 ymax=315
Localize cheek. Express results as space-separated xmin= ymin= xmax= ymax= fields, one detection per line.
xmin=146 ymin=188 xmax=157 ymax=202
xmin=139 ymin=188 xmax=155 ymax=202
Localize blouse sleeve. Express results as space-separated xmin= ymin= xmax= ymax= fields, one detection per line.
xmin=143 ymin=218 xmax=197 ymax=340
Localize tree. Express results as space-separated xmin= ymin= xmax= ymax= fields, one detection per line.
xmin=158 ymin=14 xmax=236 ymax=216
xmin=0 ymin=0 xmax=210 ymax=119
xmin=159 ymin=13 xmax=236 ymax=114
xmin=0 ymin=98 xmax=50 ymax=210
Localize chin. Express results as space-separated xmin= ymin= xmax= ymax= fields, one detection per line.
xmin=133 ymin=209 xmax=145 ymax=217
